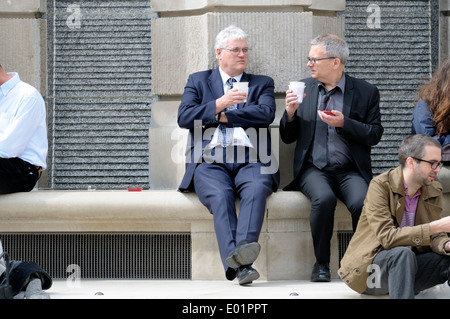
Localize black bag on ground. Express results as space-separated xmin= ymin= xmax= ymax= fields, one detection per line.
xmin=0 ymin=252 xmax=13 ymax=299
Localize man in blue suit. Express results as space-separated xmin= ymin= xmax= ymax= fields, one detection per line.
xmin=178 ymin=25 xmax=279 ymax=285
xmin=280 ymin=34 xmax=383 ymax=282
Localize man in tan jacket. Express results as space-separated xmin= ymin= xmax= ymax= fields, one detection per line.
xmin=338 ymin=134 xmax=450 ymax=298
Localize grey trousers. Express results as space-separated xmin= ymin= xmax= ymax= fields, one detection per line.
xmin=364 ymin=246 xmax=450 ymax=299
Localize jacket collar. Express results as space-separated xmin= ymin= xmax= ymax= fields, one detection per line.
xmin=388 ymin=166 xmax=442 ymax=200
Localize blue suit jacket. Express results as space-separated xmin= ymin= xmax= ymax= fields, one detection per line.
xmin=280 ymin=74 xmax=383 ymax=189
xmin=177 ymin=68 xmax=280 ymax=192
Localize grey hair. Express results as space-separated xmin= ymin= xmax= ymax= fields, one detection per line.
xmin=215 ymin=25 xmax=248 ymax=56
xmin=398 ymin=134 xmax=441 ymax=167
xmin=311 ymin=34 xmax=350 ymax=65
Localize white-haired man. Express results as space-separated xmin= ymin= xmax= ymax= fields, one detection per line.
xmin=178 ymin=25 xmax=280 ymax=285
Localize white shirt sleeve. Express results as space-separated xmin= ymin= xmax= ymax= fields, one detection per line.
xmin=0 ymin=94 xmax=44 ymax=157
xmin=0 ymin=74 xmax=48 ymax=169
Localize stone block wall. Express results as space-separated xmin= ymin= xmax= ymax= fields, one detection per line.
xmin=149 ymin=0 xmax=345 ymax=189
xmin=0 ymin=0 xmax=44 ymax=92
xmin=1 ymin=1 xmax=449 ymax=191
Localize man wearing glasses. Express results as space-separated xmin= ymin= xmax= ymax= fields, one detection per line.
xmin=178 ymin=25 xmax=279 ymax=285
xmin=339 ymin=134 xmax=450 ymax=299
xmin=280 ymin=34 xmax=383 ymax=282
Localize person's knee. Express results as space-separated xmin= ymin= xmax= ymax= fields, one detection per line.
xmin=389 ymin=247 xmax=416 ymax=267
xmin=239 ymin=176 xmax=273 ymax=199
xmin=311 ymin=192 xmax=337 ymax=211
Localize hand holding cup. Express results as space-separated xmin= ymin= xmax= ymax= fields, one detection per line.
xmin=288 ymin=81 xmax=306 ymax=103
xmin=233 ymin=82 xmax=249 ymax=102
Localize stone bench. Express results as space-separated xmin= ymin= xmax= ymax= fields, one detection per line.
xmin=0 ymin=189 xmax=353 ymax=280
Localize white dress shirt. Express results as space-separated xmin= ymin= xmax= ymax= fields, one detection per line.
xmin=0 ymin=73 xmax=48 ymax=169
xmin=207 ymin=68 xmax=254 ymax=150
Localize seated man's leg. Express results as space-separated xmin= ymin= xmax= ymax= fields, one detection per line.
xmin=234 ymin=162 xmax=273 ymax=245
xmin=193 ymin=162 xmax=237 ymax=278
xmin=365 ymin=247 xmax=416 ymax=299
xmin=230 ymin=162 xmax=274 ymax=284
xmin=414 ymin=251 xmax=450 ymax=295
xmin=334 ymin=169 xmax=368 ymax=231
xmin=298 ymin=165 xmax=337 ymax=264
xmin=0 ymin=158 xmax=39 ymax=194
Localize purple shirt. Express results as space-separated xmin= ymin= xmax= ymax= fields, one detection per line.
xmin=401 ymin=182 xmax=421 ymax=228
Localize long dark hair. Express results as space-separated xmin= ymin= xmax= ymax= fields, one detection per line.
xmin=418 ymin=58 xmax=450 ymax=136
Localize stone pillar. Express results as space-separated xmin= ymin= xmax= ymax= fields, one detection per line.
xmin=0 ymin=0 xmax=45 ymax=94
xmin=0 ymin=0 xmax=47 ymax=187
xmin=150 ymin=0 xmax=345 ymax=280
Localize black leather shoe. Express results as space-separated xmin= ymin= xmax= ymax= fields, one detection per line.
xmin=225 ymin=241 xmax=261 ymax=269
xmin=237 ymin=266 xmax=260 ymax=285
xmin=310 ymin=262 xmax=330 ymax=282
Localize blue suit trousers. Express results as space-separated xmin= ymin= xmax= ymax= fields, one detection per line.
xmin=193 ymin=160 xmax=273 ymax=279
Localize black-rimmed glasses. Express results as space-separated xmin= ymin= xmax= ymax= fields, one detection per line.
xmin=412 ymin=157 xmax=443 ymax=170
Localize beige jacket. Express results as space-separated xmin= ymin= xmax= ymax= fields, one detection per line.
xmin=338 ymin=166 xmax=450 ymax=293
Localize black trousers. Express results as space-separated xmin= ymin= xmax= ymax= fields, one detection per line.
xmin=298 ymin=163 xmax=368 ymax=263
xmin=0 ymin=157 xmax=41 ymax=194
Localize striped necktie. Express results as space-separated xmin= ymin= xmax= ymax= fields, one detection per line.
xmin=218 ymin=78 xmax=237 ymax=147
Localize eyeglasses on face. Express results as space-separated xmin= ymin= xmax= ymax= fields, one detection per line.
xmin=307 ymin=57 xmax=336 ymax=65
xmin=222 ymin=47 xmax=250 ymax=55
xmin=412 ymin=157 xmax=443 ymax=170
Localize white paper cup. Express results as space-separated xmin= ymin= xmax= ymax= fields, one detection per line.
xmin=234 ymin=82 xmax=249 ymax=102
xmin=289 ymin=81 xmax=306 ymax=103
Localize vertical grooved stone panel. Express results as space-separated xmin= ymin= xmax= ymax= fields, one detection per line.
xmin=47 ymin=0 xmax=157 ymax=189
xmin=340 ymin=0 xmax=433 ymax=175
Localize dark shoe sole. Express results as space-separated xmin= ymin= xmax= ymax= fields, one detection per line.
xmin=310 ymin=275 xmax=331 ymax=282
xmin=226 ymin=242 xmax=261 ymax=269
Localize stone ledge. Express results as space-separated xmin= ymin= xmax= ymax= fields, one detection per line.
xmin=4 ymin=189 xmax=448 ymax=280
xmin=0 ymin=189 xmax=352 ymax=280
xmin=151 ymin=0 xmax=313 ymax=12
xmin=0 ymin=189 xmax=351 ymax=232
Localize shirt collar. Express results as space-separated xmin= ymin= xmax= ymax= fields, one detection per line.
xmin=218 ymin=67 xmax=243 ymax=86
xmin=403 ymin=181 xmax=422 ymax=199
xmin=318 ymin=72 xmax=346 ymax=94
xmin=0 ymin=72 xmax=20 ymax=97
